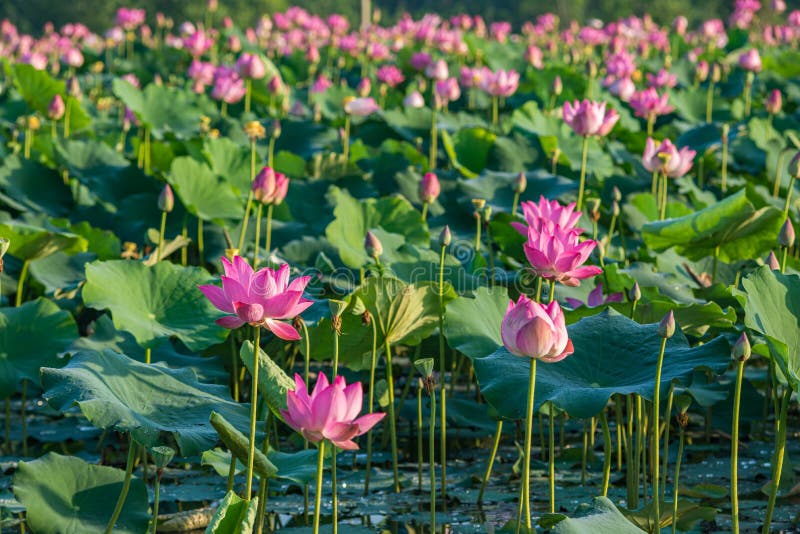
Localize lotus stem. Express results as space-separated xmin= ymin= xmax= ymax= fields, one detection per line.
xmin=474 ymin=212 xmax=482 ymax=254
xmin=429 ymin=382 xmax=437 ymax=533
xmin=253 ymin=204 xmax=263 ymax=268
xmin=721 ymin=129 xmax=729 ymax=193
xmin=245 ymin=79 xmax=252 ymax=113
xmin=712 ymin=245 xmax=720 ymax=284
xmin=763 ymin=389 xmax=791 ymax=534
xmin=491 ymin=96 xmax=499 ymax=128
xmin=651 ymin=170 xmax=659 ymax=196
xmin=581 ymin=419 xmax=588 ymax=485
xmin=744 ymin=79 xmax=752 ymax=118
xmin=438 ymin=242 xmax=448 ymax=500
xmin=616 ymin=396 xmax=625 ymax=471
xmin=300 ymin=319 xmax=311 ymax=523
xmin=331 ymin=443 xmax=338 ymax=534
xmin=772 ymin=151 xmax=787 ymax=198
xmin=706 ymin=81 xmax=715 ymax=123
xmin=661 ymin=383 xmax=675 ymax=502
xmin=671 ymin=423 xmax=685 ymax=534
xmin=364 ymin=317 xmax=378 ymax=494
xmin=144 ymin=347 xmax=151 ymax=365
xmin=784 ymin=176 xmax=796 ymax=218
xmin=144 ymin=128 xmax=151 ymax=175
xmin=15 ymin=260 xmax=29 ymax=307
xmin=23 ymin=127 xmax=31 ymax=159
xmin=478 ymin=420 xmax=503 ymax=504
xmin=312 ymin=440 xmax=325 ymax=534
xmin=104 ymin=436 xmax=137 ymax=534
xmin=245 ymin=327 xmax=261 ymax=499
xmin=659 ymin=174 xmax=668 ymax=221
xmin=626 ymin=394 xmax=638 ymax=508
xmin=577 ymin=135 xmax=590 ymax=210
xmin=518 ymin=359 xmax=537 ymax=530
xmin=4 ymin=398 xmax=10 ymax=455
xmin=429 ymin=107 xmax=438 ymax=170
xmin=417 ymin=382 xmax=423 ymax=492
xmin=343 ymin=114 xmax=351 ymax=168
xmin=511 ymin=191 xmax=520 ymax=216
xmin=647 ymin=114 xmax=655 ymax=137
xmin=150 ymin=468 xmax=163 ymax=534
xmin=384 ymin=338 xmax=400 ymax=493
xmin=237 ymin=139 xmax=259 ymax=254
xmin=157 ymin=211 xmax=167 ymax=262
xmin=64 ymin=99 xmax=71 ymax=138
xmin=21 ymin=380 xmax=27 ymax=457
xmin=421 ymin=202 xmax=429 ymax=221
xmin=652 ymin=336 xmax=668 ymax=534
xmin=599 ymin=410 xmax=612 ymax=497
xmin=549 ymin=406 xmax=557 ymax=511
xmin=730 ymin=358 xmax=745 ymax=534
xmin=180 ymin=216 xmax=188 ymax=266
xmin=548 ymin=279 xmax=556 ymax=304
xmin=197 ymin=218 xmax=204 ymax=266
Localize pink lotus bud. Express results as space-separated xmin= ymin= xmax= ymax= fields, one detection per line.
xmin=158 ymin=184 xmax=174 ymax=212
xmin=766 ymin=89 xmax=782 ymax=115
xmin=236 ymin=53 xmax=266 ymax=80
xmin=344 ymin=96 xmax=380 ymax=116
xmin=501 ymin=295 xmax=574 ymax=362
xmin=673 ymin=16 xmax=689 ymax=36
xmin=425 ymin=59 xmax=449 ymax=81
xmin=419 ymin=172 xmax=441 ymax=204
xmin=767 ymin=250 xmax=781 ymax=270
xmin=779 ymin=218 xmax=795 ymax=248
xmin=252 ymin=167 xmax=289 ymax=205
xmin=658 ymin=310 xmax=676 ymax=338
xmin=357 ymin=78 xmax=372 ymax=97
xmin=514 ymin=172 xmax=527 ymax=193
xmin=403 ymin=91 xmax=425 ymax=108
xmin=738 ymin=49 xmax=762 ymax=72
xmin=696 ymin=60 xmax=710 ymax=82
xmin=48 ymin=94 xmax=65 ymax=120
xmin=364 ymin=231 xmax=383 ymax=259
xmin=552 ymin=75 xmax=563 ymax=96
xmin=732 ymin=332 xmax=751 ymax=361
xmin=439 ymin=225 xmax=452 ymax=247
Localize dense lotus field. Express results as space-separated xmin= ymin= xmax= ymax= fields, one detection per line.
xmin=2 ymin=1 xmax=800 ymax=533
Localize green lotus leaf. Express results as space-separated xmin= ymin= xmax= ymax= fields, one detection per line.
xmin=740 ymin=265 xmax=800 ymax=390
xmin=0 ymin=156 xmax=73 ymax=216
xmin=0 ymin=297 xmax=77 ymax=396
xmin=13 ymin=452 xmax=149 ymax=534
xmin=642 ymin=187 xmax=784 ymax=262
xmin=210 ymin=411 xmax=277 ymax=479
xmin=205 ymin=490 xmax=258 ymax=534
xmin=203 ymin=136 xmax=252 ymax=194
xmin=544 ymin=497 xmax=643 ymax=533
xmin=0 ymin=219 xmax=87 ymax=262
xmin=167 ymin=156 xmax=244 ymax=223
xmin=82 ymin=259 xmax=227 ymax=351
xmin=239 ymin=340 xmax=295 ymax=421
xmin=41 ymin=349 xmax=250 ymax=456
xmin=441 ymin=127 xmax=497 ymax=178
xmin=10 ymin=63 xmax=90 ymax=130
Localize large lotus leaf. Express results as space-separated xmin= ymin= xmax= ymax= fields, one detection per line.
xmin=112 ymin=78 xmax=207 ymax=139
xmin=740 ymin=266 xmax=800 ymax=390
xmin=444 ymin=285 xmax=509 ymax=360
xmin=82 ymin=260 xmax=228 ymax=351
xmin=642 ymin=187 xmax=784 ymax=262
xmin=304 ymin=299 xmax=377 ymax=371
xmin=0 ymin=156 xmax=73 ymax=216
xmin=13 ymin=453 xmax=149 ymax=534
xmin=0 ymin=297 xmax=77 ymax=396
xmin=324 ymin=186 xmax=429 ymax=269
xmin=547 ymin=497 xmax=644 ymax=533
xmin=10 ymin=64 xmax=90 ymax=131
xmin=239 ymin=340 xmax=295 ymax=421
xmin=41 ymin=349 xmax=250 ymax=456
xmin=456 ymin=306 xmax=729 ymax=419
xmin=203 ymin=137 xmax=252 ymax=194
xmin=441 ymin=127 xmax=497 ymax=178
xmin=167 ymin=156 xmax=244 ymax=222
xmin=458 ymin=170 xmax=576 ymax=216
xmin=0 ymin=220 xmax=87 ymax=261
xmin=48 ymin=219 xmax=121 ymax=260
xmin=206 ymin=491 xmax=258 ymax=534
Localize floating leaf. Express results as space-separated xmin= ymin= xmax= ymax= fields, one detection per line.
xmin=41 ymin=349 xmax=250 ymax=456
xmin=13 ymin=453 xmax=149 ymax=534
xmin=82 ymin=259 xmax=227 ymax=351
xmin=544 ymin=497 xmax=643 ymax=533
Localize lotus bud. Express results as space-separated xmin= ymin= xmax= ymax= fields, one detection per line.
xmin=158 ymin=184 xmax=174 ymax=212
xmin=658 ymin=310 xmax=676 ymax=339
xmin=419 ymin=172 xmax=441 ymax=204
xmin=629 ymin=282 xmax=641 ymax=302
xmin=552 ymin=75 xmax=563 ymax=96
xmin=612 ymin=200 xmax=620 ymax=217
xmin=767 ymin=250 xmax=781 ymax=270
xmin=357 ymin=77 xmax=371 ymax=97
xmin=779 ymin=218 xmax=795 ymax=248
xmin=612 ymin=186 xmax=622 ymax=202
xmin=439 ymin=225 xmax=452 ymax=247
xmin=513 ymin=172 xmax=527 ymax=194
xmin=695 ymin=60 xmax=709 ymax=83
xmin=588 ymin=198 xmax=601 ymax=222
xmin=711 ymin=64 xmax=722 ymax=83
xmin=721 ymin=123 xmax=729 ymax=146
xmin=766 ymin=89 xmax=782 ymax=115
xmin=68 ymin=76 xmax=81 ymax=98
xmin=271 ymin=119 xmax=282 ymax=139
xmin=732 ymin=332 xmax=751 ymax=362
xmin=789 ymin=151 xmax=800 ymax=178
xmin=48 ymin=94 xmax=65 ymax=120
xmin=586 ymin=59 xmax=598 ymax=79
xmin=365 ymin=231 xmax=383 ymax=260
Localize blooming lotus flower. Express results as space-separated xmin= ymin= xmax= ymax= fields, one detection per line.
xmin=434 ymin=78 xmax=461 ymax=107
xmin=310 ymin=75 xmax=332 ymax=94
xmin=481 ymin=69 xmax=520 ymax=98
xmin=48 ymin=94 xmax=65 ymax=120
xmin=524 ymin=224 xmax=603 ymax=286
xmin=184 ymin=30 xmax=214 ymax=57
xmin=116 ymin=7 xmax=146 ymax=30
xmin=212 ymin=72 xmax=246 ymax=104
xmin=642 ymin=138 xmax=696 ymax=178
xmin=376 ymin=65 xmax=405 ymax=88
xmin=419 ymin=172 xmax=441 ymax=203
xmin=410 ymin=51 xmax=432 ymax=71
xmin=562 ymin=99 xmax=619 ymax=137
xmin=403 ymin=91 xmax=425 ymax=108
xmin=646 ymin=69 xmax=677 ymax=89
xmin=501 ymin=295 xmax=573 ymax=362
xmin=344 ymin=97 xmax=379 ymax=116
xmin=236 ymin=53 xmax=266 ymax=79
xmin=198 ymin=257 xmax=313 ymax=339
xmin=630 ymin=88 xmax=674 ymax=119
xmin=253 ymin=167 xmax=289 ymax=205
xmin=512 ymin=196 xmax=584 ymax=236
xmin=61 ymin=48 xmax=84 ymax=68
xmin=565 ymin=282 xmax=624 ymax=309
xmin=607 ymin=77 xmax=636 ymax=101
xmin=425 ymin=59 xmax=449 ymax=81
xmin=281 ymin=373 xmax=386 ymax=450
xmin=738 ymin=49 xmax=762 ymax=72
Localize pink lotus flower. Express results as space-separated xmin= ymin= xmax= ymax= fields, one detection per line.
xmin=236 ymin=53 xmax=266 ymax=80
xmin=344 ymin=97 xmax=380 ymax=116
xmin=198 ymin=257 xmax=312 ymax=340
xmin=642 ymin=138 xmax=696 ymax=178
xmin=738 ymin=49 xmax=762 ymax=72
xmin=435 ymin=78 xmax=461 ymax=107
xmin=480 ymin=69 xmax=520 ymax=98
xmin=212 ymin=71 xmax=246 ymax=104
xmin=562 ymin=100 xmax=619 ymax=137
xmin=425 ymin=59 xmax=449 ymax=81
xmin=565 ymin=282 xmax=624 ymax=309
xmin=524 ymin=45 xmax=543 ymax=69
xmin=281 ymin=373 xmax=386 ymax=450
xmin=48 ymin=94 xmax=65 ymax=120
xmin=766 ymin=89 xmax=782 ymax=114
xmin=410 ymin=51 xmax=432 ymax=71
xmin=646 ymin=69 xmax=677 ymax=89
xmin=376 ymin=65 xmax=405 ymax=88
xmin=524 ymin=224 xmax=603 ymax=287
xmin=116 ymin=8 xmax=146 ymax=31
xmin=310 ymin=75 xmax=332 ymax=94
xmin=253 ymin=167 xmax=289 ymax=205
xmin=501 ymin=295 xmax=573 ymax=362
xmin=403 ymin=91 xmax=425 ymax=108
xmin=512 ymin=196 xmax=584 ymax=236
xmin=419 ymin=172 xmax=441 ymax=203
xmin=184 ymin=30 xmax=214 ymax=57
xmin=630 ymin=88 xmax=674 ymax=119
xmin=607 ymin=77 xmax=636 ymax=101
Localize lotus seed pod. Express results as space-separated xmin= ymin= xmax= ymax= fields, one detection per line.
xmin=658 ymin=310 xmax=676 ymax=339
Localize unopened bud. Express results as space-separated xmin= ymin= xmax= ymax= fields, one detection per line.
xmin=658 ymin=310 xmax=676 ymax=339
xmin=514 ymin=172 xmax=527 ymax=194
xmin=552 ymin=75 xmax=563 ymax=96
xmin=767 ymin=250 xmax=781 ymax=270
xmin=732 ymin=332 xmax=751 ymax=362
xmin=779 ymin=218 xmax=795 ymax=248
xmin=612 ymin=200 xmax=620 ymax=217
xmin=439 ymin=225 xmax=452 ymax=247
xmin=789 ymin=151 xmax=800 ymax=179
xmin=711 ymin=64 xmax=722 ymax=83
xmin=629 ymin=282 xmax=641 ymax=302
xmin=158 ymin=184 xmax=174 ymax=212
xmin=364 ymin=231 xmax=383 ymax=259
xmin=612 ymin=186 xmax=622 ymax=202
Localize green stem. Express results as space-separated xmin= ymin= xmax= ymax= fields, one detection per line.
xmin=721 ymin=134 xmax=729 ymax=193
xmin=581 ymin=419 xmax=588 ymax=485
xmin=145 ymin=347 xmax=151 ymax=365
xmin=784 ymin=176 xmax=796 ymax=218
xmin=712 ymin=245 xmax=720 ymax=284
xmin=245 ymin=327 xmax=262 ymax=499
xmin=245 ymin=79 xmax=252 ymax=113
xmin=627 ymin=394 xmax=638 ymax=508
xmin=706 ymin=82 xmax=714 ymax=123
xmin=429 ymin=108 xmax=438 ymax=170
xmin=616 ymin=394 xmax=624 ymax=472
xmin=15 ymin=260 xmax=29 ymax=307
xmin=343 ymin=114 xmax=351 ymax=167
xmin=104 ymin=436 xmax=137 ymax=534
xmin=511 ymin=191 xmax=520 ymax=216
xmin=661 ymin=384 xmax=675 ymax=502
xmin=518 ymin=359 xmax=537 ymax=529
xmin=429 ymin=386 xmax=437 ymax=533
xmin=744 ymin=81 xmax=752 ymax=118
xmin=417 ymin=384 xmax=423 ymax=493
xmin=438 ymin=244 xmax=448 ymax=501
xmin=659 ymin=174 xmax=668 ymax=221
xmin=772 ymin=151 xmax=786 ymax=198
xmin=264 ymin=204 xmax=273 ymax=260
xmin=763 ymin=389 xmax=791 ymax=534
xmin=331 ymin=445 xmax=338 ymax=534
xmin=474 ymin=212 xmax=482 ymax=254
xmin=731 ymin=359 xmax=745 ymax=534
xmin=549 ymin=406 xmax=556 ymax=512
xmin=600 ymin=410 xmax=611 ymax=497
xmin=577 ymin=135 xmax=589 ymax=210
xmin=180 ymin=216 xmax=188 ymax=266
xmin=647 ymin=114 xmax=655 ymax=137
xmin=671 ymin=426 xmax=684 ymax=534
xmin=364 ymin=318 xmax=378 ymax=494
xmin=421 ymin=202 xmax=429 ymax=221
xmin=652 ymin=337 xmax=667 ymax=534
xmin=150 ymin=470 xmax=163 ymax=534
xmin=4 ymin=398 xmax=10 ymax=455
xmin=21 ymin=380 xmax=27 ymax=457
xmin=253 ymin=204 xmax=263 ymax=269
xmin=144 ymin=128 xmax=151 ymax=175
xmin=312 ymin=440 xmax=326 ymax=534
xmin=384 ymin=338 xmax=400 ymax=492
xmin=782 ymin=246 xmax=788 ymax=274
xmin=478 ymin=420 xmax=503 ymax=504
xmin=157 ymin=211 xmax=167 ymax=262
xmin=491 ymin=96 xmax=499 ymax=127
